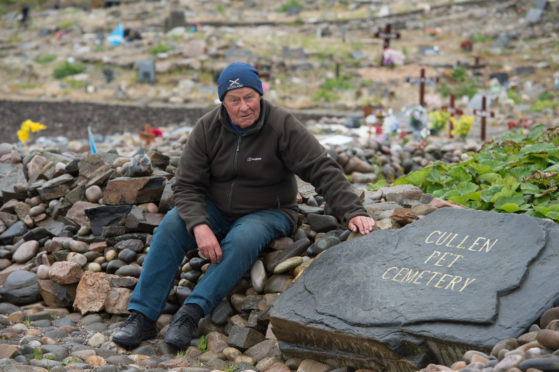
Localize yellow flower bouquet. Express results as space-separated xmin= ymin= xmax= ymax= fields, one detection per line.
xmin=450 ymin=115 xmax=474 ymax=139
xmin=428 ymin=110 xmax=450 ymax=135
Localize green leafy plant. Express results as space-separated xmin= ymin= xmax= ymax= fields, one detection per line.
xmin=35 ymin=54 xmax=57 ymax=64
xmin=368 ymin=125 xmax=559 ymax=220
xmin=278 ymin=0 xmax=302 ymax=13
xmin=175 ymin=350 xmax=186 ymax=358
xmin=530 ymin=92 xmax=559 ymax=112
xmin=61 ymin=356 xmax=79 ymax=366
xmin=437 ymin=78 xmax=479 ymax=99
xmin=149 ymin=44 xmax=174 ymax=55
xmin=57 ymin=20 xmax=74 ymax=29
xmin=215 ymin=4 xmax=224 ymax=13
xmin=64 ymin=78 xmax=86 ymax=89
xmin=451 ymin=66 xmax=467 ymax=82
xmin=221 ymin=365 xmax=239 ymax=372
xmin=24 ymin=317 xmax=31 ymax=326
xmin=53 ymin=62 xmax=86 ymax=79
xmin=198 ymin=334 xmax=208 ymax=352
xmin=508 ymin=88 xmax=522 ymax=104
xmin=471 ymin=34 xmax=492 ymax=43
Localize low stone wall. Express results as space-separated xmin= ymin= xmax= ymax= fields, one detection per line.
xmin=0 ymin=99 xmax=352 ymax=143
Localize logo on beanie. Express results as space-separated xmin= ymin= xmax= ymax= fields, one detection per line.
xmin=228 ymin=78 xmax=243 ymax=90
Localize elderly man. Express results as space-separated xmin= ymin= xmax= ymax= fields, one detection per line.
xmin=112 ymin=62 xmax=375 ymax=350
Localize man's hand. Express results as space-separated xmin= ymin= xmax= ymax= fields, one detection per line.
xmin=348 ymin=215 xmax=375 ymax=235
xmin=193 ymin=224 xmax=222 ymax=264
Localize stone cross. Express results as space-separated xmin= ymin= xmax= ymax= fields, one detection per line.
xmin=473 ymin=96 xmax=494 ymax=141
xmin=442 ymin=94 xmax=463 ymax=139
xmin=405 ymin=68 xmax=439 ymax=107
xmin=374 ymin=24 xmax=400 ymax=66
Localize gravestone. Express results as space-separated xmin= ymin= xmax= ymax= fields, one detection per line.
xmin=488 ymin=72 xmax=509 ymax=86
xmin=282 ymin=47 xmax=307 ymax=60
xmin=282 ymin=47 xmax=312 ymax=71
xmin=515 ymin=66 xmax=536 ymax=75
xmin=419 ymin=45 xmax=439 ymax=56
xmin=270 ymin=208 xmax=559 ymax=371
xmin=525 ymin=8 xmax=543 ymax=23
xmin=164 ymin=10 xmax=186 ymax=33
xmin=137 ymin=59 xmax=155 ymax=84
xmin=533 ymin=0 xmax=548 ymax=9
xmin=225 ymin=49 xmax=252 ymax=63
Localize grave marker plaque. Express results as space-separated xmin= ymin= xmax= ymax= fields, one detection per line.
xmin=271 ymin=208 xmax=559 ymax=371
xmin=404 ymin=68 xmax=439 ymax=107
xmin=138 ymin=59 xmax=155 ymax=84
xmin=473 ymin=96 xmax=494 ymax=141
xmin=374 ymin=24 xmax=400 ymax=66
xmin=225 ymin=48 xmax=252 ymax=63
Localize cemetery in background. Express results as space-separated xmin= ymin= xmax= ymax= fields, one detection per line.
xmin=1 ymin=1 xmax=559 ymax=372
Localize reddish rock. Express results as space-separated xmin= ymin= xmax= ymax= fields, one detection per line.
xmin=391 ymin=208 xmax=419 ymax=226
xmin=49 ymin=261 xmax=84 ymax=285
xmin=104 ymin=287 xmax=132 ymax=314
xmin=207 ymin=331 xmax=229 ymax=353
xmin=66 ymin=201 xmax=98 ymax=226
xmin=74 ymin=271 xmax=111 ymax=314
xmin=103 ymin=176 xmax=166 ymax=205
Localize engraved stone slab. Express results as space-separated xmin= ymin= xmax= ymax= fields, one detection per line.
xmin=270 ymin=208 xmax=559 ymax=371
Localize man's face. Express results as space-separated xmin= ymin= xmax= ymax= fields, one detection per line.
xmin=222 ymin=87 xmax=261 ymax=129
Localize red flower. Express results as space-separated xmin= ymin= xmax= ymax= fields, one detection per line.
xmin=150 ymin=128 xmax=163 ymax=137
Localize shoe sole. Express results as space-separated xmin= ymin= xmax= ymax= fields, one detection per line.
xmin=113 ymin=328 xmax=158 ymax=349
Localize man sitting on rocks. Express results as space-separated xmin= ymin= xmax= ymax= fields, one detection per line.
xmin=112 ymin=62 xmax=375 ymax=350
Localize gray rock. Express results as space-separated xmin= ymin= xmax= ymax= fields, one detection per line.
xmin=271 ymin=209 xmax=559 ymax=370
xmin=306 ymin=214 xmax=338 ymax=233
xmin=0 ymin=221 xmax=27 ymax=245
xmin=115 ymin=265 xmax=141 ymax=277
xmin=0 ymin=270 xmax=41 ymax=305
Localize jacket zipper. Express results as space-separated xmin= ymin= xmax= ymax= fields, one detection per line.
xmin=228 ymin=136 xmax=242 ymax=212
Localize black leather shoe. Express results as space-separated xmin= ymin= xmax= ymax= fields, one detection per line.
xmin=112 ymin=311 xmax=158 ymax=349
xmin=164 ymin=303 xmax=203 ymax=350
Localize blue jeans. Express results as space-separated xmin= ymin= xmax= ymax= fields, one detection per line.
xmin=128 ymin=200 xmax=292 ymax=321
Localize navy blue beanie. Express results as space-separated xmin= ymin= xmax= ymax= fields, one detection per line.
xmin=217 ymin=62 xmax=263 ymax=101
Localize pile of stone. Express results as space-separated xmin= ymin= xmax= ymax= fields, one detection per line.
xmin=421 ymin=305 xmax=559 ymax=372
xmin=0 ymin=130 xmax=509 ymax=372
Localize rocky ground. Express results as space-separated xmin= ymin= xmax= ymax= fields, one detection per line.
xmin=2 ymin=0 xmax=559 ymax=371
xmin=1 ymin=122 xmax=559 ymax=372
xmin=1 ymin=0 xmax=559 ymax=142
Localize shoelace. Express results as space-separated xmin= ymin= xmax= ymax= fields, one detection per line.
xmin=122 ymin=311 xmax=143 ymax=327
xmin=173 ymin=310 xmax=196 ymax=328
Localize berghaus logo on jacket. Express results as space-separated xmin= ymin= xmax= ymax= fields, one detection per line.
xmin=247 ymin=157 xmax=262 ymax=162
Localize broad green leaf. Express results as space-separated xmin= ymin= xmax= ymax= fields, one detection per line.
xmin=544 ymin=163 xmax=559 ymax=173
xmin=479 ymin=172 xmax=502 ymax=184
xmin=455 ymin=182 xmax=479 ymax=195
xmin=534 ymin=205 xmax=551 ymax=215
xmin=465 ymin=191 xmax=482 ymax=201
xmin=521 ymin=143 xmax=558 ymax=154
xmin=403 ymin=169 xmax=427 ymax=186
xmin=527 ymin=124 xmax=545 ymax=141
xmin=521 ymin=182 xmax=541 ymax=195
xmin=481 ymin=185 xmax=504 ymax=202
xmin=546 ymin=211 xmax=559 ymax=220
xmin=366 ymin=179 xmax=386 ymax=191
xmin=499 ymin=203 xmax=521 ymax=213
xmin=494 ymin=194 xmax=525 ymax=209
xmin=448 ymin=166 xmax=473 ymax=182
